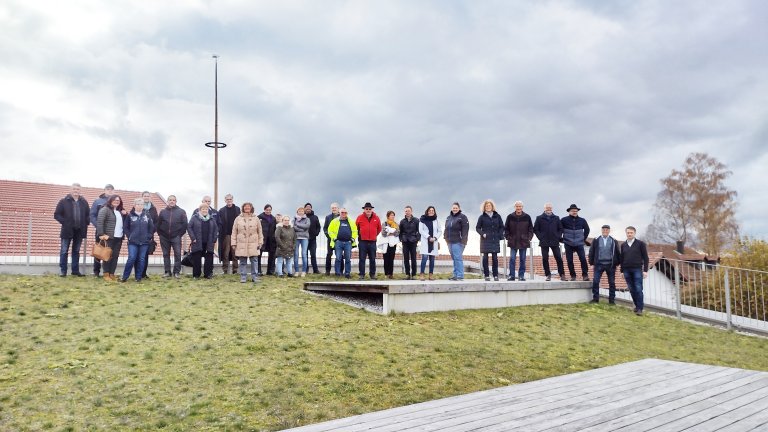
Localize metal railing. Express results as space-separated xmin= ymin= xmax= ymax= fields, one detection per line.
xmin=600 ymin=258 xmax=768 ymax=334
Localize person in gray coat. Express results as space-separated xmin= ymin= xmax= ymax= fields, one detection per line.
xmin=293 ymin=207 xmax=311 ymax=277
xmin=476 ymin=199 xmax=504 ymax=281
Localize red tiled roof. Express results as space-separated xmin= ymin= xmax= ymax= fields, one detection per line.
xmin=0 ymin=179 xmax=173 ymax=257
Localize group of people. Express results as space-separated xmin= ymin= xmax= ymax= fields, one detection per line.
xmin=55 ymin=185 xmax=649 ymax=314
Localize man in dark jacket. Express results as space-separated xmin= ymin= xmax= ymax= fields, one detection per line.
xmin=323 ymin=202 xmax=341 ymax=275
xmin=140 ymin=191 xmax=159 ymax=279
xmin=620 ymin=226 xmax=650 ymax=315
xmin=504 ymin=201 xmax=534 ymax=281
xmin=444 ymin=202 xmax=470 ymax=281
xmin=304 ymin=203 xmax=322 ymax=274
xmin=561 ymin=204 xmax=591 ymax=281
xmin=588 ymin=224 xmax=621 ymax=303
xmin=533 ymin=203 xmax=565 ymax=281
xmin=54 ymin=183 xmax=90 ymax=277
xmin=399 ymin=205 xmax=420 ymax=280
xmin=89 ymin=183 xmax=114 ymax=277
xmin=258 ymin=204 xmax=277 ymax=276
xmin=218 ymin=194 xmax=241 ymax=274
xmin=157 ymin=195 xmax=188 ymax=278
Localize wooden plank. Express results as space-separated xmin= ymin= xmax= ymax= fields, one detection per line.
xmin=434 ymin=364 xmax=729 ymax=432
xmin=283 ymin=360 xmax=768 ymax=432
xmin=625 ymin=377 xmax=768 ymax=431
xmin=285 ymin=360 xmax=668 ymax=432
xmin=573 ymin=370 xmax=765 ymax=431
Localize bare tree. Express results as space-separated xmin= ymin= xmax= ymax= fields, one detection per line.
xmin=646 ymin=153 xmax=739 ymax=256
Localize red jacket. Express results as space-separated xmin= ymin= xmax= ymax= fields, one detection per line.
xmin=356 ymin=212 xmax=382 ymax=241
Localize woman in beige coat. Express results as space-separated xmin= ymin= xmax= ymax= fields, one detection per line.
xmin=231 ymin=202 xmax=264 ymax=283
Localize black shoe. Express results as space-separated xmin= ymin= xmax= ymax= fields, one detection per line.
xmin=633 ymin=308 xmax=638 ymax=313
xmin=173 ymin=273 xmax=180 ymax=279
xmin=608 ymin=300 xmax=616 ymax=305
xmin=71 ymin=272 xmax=85 ymax=277
xmin=559 ymin=274 xmax=566 ymax=280
xmin=507 ymin=276 xmax=515 ymax=281
xmin=589 ymin=299 xmax=599 ymax=303
xmin=635 ymin=310 xmax=643 ymax=316
xmin=142 ymin=274 xmax=150 ymax=279
xmin=119 ymin=278 xmax=127 ymax=283
xmin=325 ymin=271 xmax=331 ymax=276
xmin=519 ymin=277 xmax=526 ymax=281
xmin=493 ymin=277 xmax=499 ymax=281
xmin=545 ymin=275 xmax=551 ymax=281
xmin=484 ymin=276 xmax=490 ymax=281
xmin=59 ymin=273 xmax=67 ymax=277
xmin=583 ymin=276 xmax=590 ymax=281
xmin=345 ymin=274 xmax=351 ymax=279
xmin=358 ymin=275 xmax=365 ymax=280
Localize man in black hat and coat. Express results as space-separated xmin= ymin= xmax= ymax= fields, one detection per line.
xmin=561 ymin=204 xmax=590 ymax=281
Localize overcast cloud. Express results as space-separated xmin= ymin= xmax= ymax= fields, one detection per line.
xmin=1 ymin=0 xmax=766 ymax=246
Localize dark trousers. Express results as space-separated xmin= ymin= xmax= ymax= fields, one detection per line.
xmin=220 ymin=235 xmax=237 ymax=271
xmin=326 ymin=237 xmax=344 ymax=274
xmin=402 ymin=241 xmax=417 ymax=277
xmin=59 ymin=232 xmax=83 ymax=275
xmin=383 ymin=245 xmax=396 ymax=276
xmin=592 ymin=263 xmax=616 ymax=301
xmin=308 ymin=237 xmax=320 ymax=273
xmin=103 ymin=237 xmax=123 ymax=275
xmin=481 ymin=252 xmax=499 ymax=277
xmin=259 ymin=237 xmax=276 ymax=275
xmin=160 ymin=235 xmax=182 ymax=275
xmin=192 ymin=247 xmax=214 ymax=278
xmin=141 ymin=238 xmax=154 ymax=277
xmin=564 ymin=244 xmax=588 ymax=278
xmin=540 ymin=245 xmax=565 ymax=277
xmin=358 ymin=240 xmax=377 ymax=277
xmin=92 ymin=233 xmax=102 ymax=275
xmin=624 ymin=268 xmax=644 ymax=311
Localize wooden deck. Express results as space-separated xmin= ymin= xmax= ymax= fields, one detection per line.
xmin=284 ymin=359 xmax=768 ymax=431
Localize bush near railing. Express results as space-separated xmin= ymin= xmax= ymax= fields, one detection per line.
xmin=679 ymin=265 xmax=767 ymax=322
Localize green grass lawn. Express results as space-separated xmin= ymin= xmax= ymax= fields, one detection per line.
xmin=2 ymin=273 xmax=768 ymax=431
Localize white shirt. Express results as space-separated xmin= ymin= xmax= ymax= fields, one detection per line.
xmin=627 ymin=239 xmax=635 ymax=247
xmin=113 ymin=209 xmax=124 ymax=237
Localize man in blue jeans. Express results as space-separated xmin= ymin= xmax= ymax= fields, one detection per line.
xmin=588 ymin=224 xmax=620 ymax=304
xmin=327 ymin=208 xmax=358 ymax=279
xmin=54 ymin=183 xmax=90 ymax=277
xmin=620 ymin=226 xmax=649 ymax=316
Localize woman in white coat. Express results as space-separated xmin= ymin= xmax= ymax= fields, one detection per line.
xmin=418 ymin=205 xmax=442 ymax=281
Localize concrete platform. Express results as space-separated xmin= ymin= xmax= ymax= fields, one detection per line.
xmin=284 ymin=358 xmax=768 ymax=431
xmin=304 ymin=279 xmax=592 ymax=314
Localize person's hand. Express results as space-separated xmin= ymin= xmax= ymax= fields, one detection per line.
xmin=643 ymin=271 xmax=648 ymax=278
xmin=121 ymin=209 xmax=128 ymax=216
xmin=99 ymin=234 xmax=109 ymax=241
xmin=483 ymin=233 xmax=487 ymax=238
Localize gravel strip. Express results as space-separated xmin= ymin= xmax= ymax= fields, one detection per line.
xmin=306 ymin=290 xmax=383 ymax=314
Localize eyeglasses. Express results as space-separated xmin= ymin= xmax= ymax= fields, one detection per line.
xmin=340 ymin=212 xmax=347 ymax=214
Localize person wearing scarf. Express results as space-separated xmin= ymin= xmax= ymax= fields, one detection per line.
xmin=140 ymin=191 xmax=159 ymax=279
xmin=418 ymin=206 xmax=442 ymax=280
xmin=381 ymin=210 xmax=400 ymax=279
xmin=187 ymin=204 xmax=219 ymax=279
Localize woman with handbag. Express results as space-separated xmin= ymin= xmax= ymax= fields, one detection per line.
xmin=187 ymin=204 xmax=219 ymax=279
xmin=96 ymin=195 xmax=128 ymax=282
xmin=231 ymin=202 xmax=264 ymax=283
xmin=120 ymin=198 xmax=154 ymax=283
xmin=381 ymin=210 xmax=400 ymax=279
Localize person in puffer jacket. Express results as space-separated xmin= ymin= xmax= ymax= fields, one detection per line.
xmin=275 ymin=215 xmax=297 ymax=277
xmin=120 ymin=198 xmax=155 ymax=283
xmin=561 ymin=203 xmax=591 ymax=281
xmin=444 ymin=202 xmax=470 ymax=281
xmin=231 ymin=202 xmax=264 ymax=283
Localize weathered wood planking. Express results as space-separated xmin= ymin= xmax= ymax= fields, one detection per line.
xmin=283 ymin=359 xmax=768 ymax=432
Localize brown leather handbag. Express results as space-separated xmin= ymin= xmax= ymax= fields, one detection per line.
xmin=91 ymin=239 xmax=113 ymax=261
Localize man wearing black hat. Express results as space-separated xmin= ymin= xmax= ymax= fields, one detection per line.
xmin=588 ymin=224 xmax=620 ymax=303
xmin=561 ymin=204 xmax=591 ymax=281
xmin=355 ymin=202 xmax=381 ymax=280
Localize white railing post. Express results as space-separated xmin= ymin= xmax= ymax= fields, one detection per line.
xmin=27 ymin=213 xmax=32 ymax=266
xmin=724 ymin=268 xmax=732 ymax=331
xmin=675 ymin=264 xmax=681 ymax=320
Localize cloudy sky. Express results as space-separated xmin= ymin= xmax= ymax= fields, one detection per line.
xmin=2 ymin=0 xmax=766 ymax=245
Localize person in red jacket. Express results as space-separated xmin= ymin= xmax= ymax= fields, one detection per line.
xmin=355 ymin=202 xmax=382 ymax=280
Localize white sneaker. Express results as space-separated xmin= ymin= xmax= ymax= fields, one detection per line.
xmin=300 ymin=272 xmax=306 ymax=278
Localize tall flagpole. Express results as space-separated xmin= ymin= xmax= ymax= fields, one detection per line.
xmin=205 ymin=54 xmax=227 ymax=209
